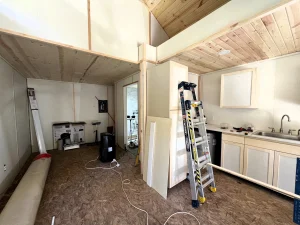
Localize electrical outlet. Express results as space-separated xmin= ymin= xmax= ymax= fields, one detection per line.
xmin=3 ymin=164 xmax=7 ymax=172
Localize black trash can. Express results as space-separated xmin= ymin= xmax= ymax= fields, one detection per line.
xmin=99 ymin=133 xmax=116 ymax=162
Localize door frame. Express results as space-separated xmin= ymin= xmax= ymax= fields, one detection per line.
xmin=123 ymin=82 xmax=138 ymax=147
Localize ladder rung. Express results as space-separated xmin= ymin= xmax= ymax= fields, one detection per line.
xmin=195 ymin=140 xmax=208 ymax=147
xmin=194 ymin=121 xmax=205 ymax=126
xmin=198 ymin=155 xmax=206 ymax=163
xmin=192 ymin=118 xmax=200 ymax=123
xmin=202 ymin=178 xmax=214 ymax=189
xmin=198 ymin=159 xmax=209 ymax=169
xmin=195 ymin=137 xmax=203 ymax=143
xmin=201 ymin=173 xmax=210 ymax=182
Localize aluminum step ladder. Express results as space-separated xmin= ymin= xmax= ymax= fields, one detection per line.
xmin=178 ymin=81 xmax=216 ymax=208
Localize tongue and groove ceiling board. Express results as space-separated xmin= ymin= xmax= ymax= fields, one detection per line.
xmin=145 ymin=0 xmax=230 ymax=37
xmin=0 ymin=32 xmax=139 ymax=85
xmin=170 ymin=1 xmax=300 ymax=75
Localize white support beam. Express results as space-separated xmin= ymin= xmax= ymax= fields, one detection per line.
xmin=157 ymin=0 xmax=298 ymax=62
xmin=138 ymin=43 xmax=157 ymax=63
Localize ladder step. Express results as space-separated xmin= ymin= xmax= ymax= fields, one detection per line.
xmin=194 ymin=121 xmax=205 ymax=126
xmin=202 ymin=178 xmax=214 ymax=189
xmin=198 ymin=159 xmax=209 ymax=169
xmin=201 ymin=173 xmax=210 ymax=182
xmin=195 ymin=140 xmax=208 ymax=147
xmin=195 ymin=137 xmax=203 ymax=143
xmin=192 ymin=118 xmax=200 ymax=123
xmin=198 ymin=155 xmax=206 ymax=163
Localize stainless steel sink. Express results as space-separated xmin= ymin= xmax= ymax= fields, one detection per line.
xmin=253 ymin=131 xmax=300 ymax=141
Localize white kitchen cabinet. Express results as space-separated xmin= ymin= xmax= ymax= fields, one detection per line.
xmin=273 ymin=152 xmax=297 ymax=193
xmin=221 ymin=140 xmax=244 ymax=174
xmin=147 ymin=61 xmax=189 ymax=188
xmin=220 ymin=68 xmax=258 ymax=108
xmin=243 ymin=145 xmax=274 ymax=184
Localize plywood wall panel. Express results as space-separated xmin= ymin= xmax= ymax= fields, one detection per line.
xmin=0 ymin=32 xmax=139 ymax=85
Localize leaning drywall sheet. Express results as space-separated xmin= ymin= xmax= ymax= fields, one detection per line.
xmin=143 ymin=116 xmax=171 ymax=199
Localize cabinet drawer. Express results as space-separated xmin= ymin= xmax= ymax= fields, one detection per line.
xmin=245 ymin=137 xmax=300 ymax=155
xmin=222 ymin=134 xmax=245 ymax=144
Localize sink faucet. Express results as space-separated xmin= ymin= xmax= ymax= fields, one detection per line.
xmin=280 ymin=114 xmax=290 ymax=133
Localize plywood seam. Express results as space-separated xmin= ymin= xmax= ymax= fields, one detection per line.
xmin=254 ymin=19 xmax=282 ymax=56
xmin=10 ymin=37 xmax=40 ymax=78
xmin=285 ymin=7 xmax=298 ymax=50
xmin=271 ymin=13 xmax=289 ymax=53
xmin=231 ymin=29 xmax=265 ymax=60
xmin=79 ymin=56 xmax=98 ymax=82
xmin=0 ymin=35 xmax=34 ymax=78
xmin=0 ymin=56 xmax=26 ymax=79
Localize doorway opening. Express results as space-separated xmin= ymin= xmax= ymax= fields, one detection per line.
xmin=124 ymin=83 xmax=138 ymax=151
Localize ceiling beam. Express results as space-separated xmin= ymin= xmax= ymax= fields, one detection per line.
xmin=157 ymin=0 xmax=299 ymax=62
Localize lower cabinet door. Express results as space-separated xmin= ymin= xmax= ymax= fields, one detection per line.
xmin=243 ymin=145 xmax=274 ymax=184
xmin=221 ymin=140 xmax=244 ymax=174
xmin=273 ymin=152 xmax=297 ymax=193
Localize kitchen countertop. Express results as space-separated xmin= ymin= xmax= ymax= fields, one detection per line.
xmin=206 ymin=124 xmax=300 ymax=146
xmin=206 ymin=124 xmax=252 ymax=136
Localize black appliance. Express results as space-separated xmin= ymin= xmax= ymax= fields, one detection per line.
xmin=99 ymin=133 xmax=116 ymax=162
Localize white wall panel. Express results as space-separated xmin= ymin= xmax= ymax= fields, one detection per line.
xmin=201 ymin=53 xmax=300 ymax=131
xmin=0 ymin=57 xmax=30 ymax=197
xmin=201 ymin=59 xmax=275 ymax=130
xmin=78 ymin=83 xmax=108 ymax=143
xmin=90 ymin=0 xmax=149 ymax=62
xmin=150 ymin=13 xmax=169 ymax=47
xmin=273 ymin=54 xmax=300 ymax=132
xmin=0 ymin=0 xmax=88 ymax=49
xmin=13 ymin=71 xmax=31 ymax=168
xmin=27 ymin=79 xmax=74 ymax=151
xmin=27 ymin=79 xmax=114 ymax=150
xmin=0 ymin=58 xmax=18 ymax=195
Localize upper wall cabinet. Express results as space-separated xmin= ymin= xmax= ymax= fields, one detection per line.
xmin=220 ymin=69 xmax=258 ymax=108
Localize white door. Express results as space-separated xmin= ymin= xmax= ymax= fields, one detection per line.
xmin=169 ymin=110 xmax=188 ymax=188
xmin=243 ymin=146 xmax=274 ymax=184
xmin=221 ymin=141 xmax=244 ymax=174
xmin=273 ymin=152 xmax=297 ymax=193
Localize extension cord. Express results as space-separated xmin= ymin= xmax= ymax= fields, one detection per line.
xmin=85 ymin=156 xmax=200 ymax=225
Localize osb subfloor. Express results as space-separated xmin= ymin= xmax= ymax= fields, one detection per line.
xmin=1 ymin=146 xmax=294 ymax=224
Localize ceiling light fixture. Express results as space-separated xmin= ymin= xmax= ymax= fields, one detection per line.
xmin=218 ymin=49 xmax=231 ymax=55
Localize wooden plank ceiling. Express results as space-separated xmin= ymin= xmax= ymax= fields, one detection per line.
xmin=145 ymin=0 xmax=230 ymax=37
xmin=171 ymin=1 xmax=300 ymax=75
xmin=0 ymin=32 xmax=139 ymax=85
